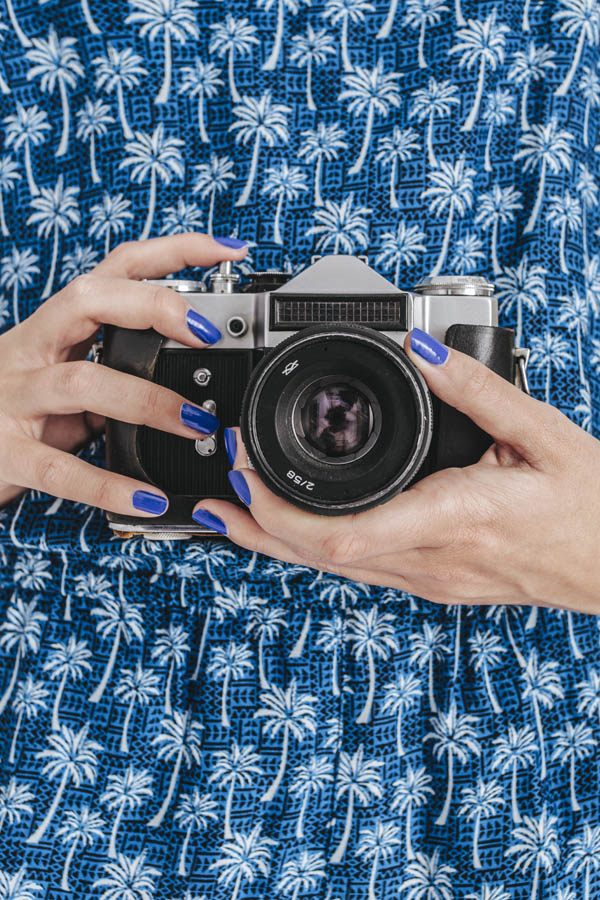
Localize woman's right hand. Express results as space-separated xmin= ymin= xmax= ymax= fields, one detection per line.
xmin=0 ymin=232 xmax=248 ymax=515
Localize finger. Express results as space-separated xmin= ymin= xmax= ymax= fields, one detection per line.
xmin=11 ymin=362 xmax=218 ymax=438
xmin=404 ymin=329 xmax=560 ymax=468
xmin=1 ymin=435 xmax=169 ymax=517
xmin=26 ymin=274 xmax=227 ymax=359
xmin=93 ymin=232 xmax=248 ymax=280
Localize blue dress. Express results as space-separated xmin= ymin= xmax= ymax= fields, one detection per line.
xmin=0 ymin=1 xmax=599 ymax=897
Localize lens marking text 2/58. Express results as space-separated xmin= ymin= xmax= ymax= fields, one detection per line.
xmin=287 ymin=470 xmax=315 ymax=491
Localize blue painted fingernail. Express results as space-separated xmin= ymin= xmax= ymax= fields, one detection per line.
xmin=224 ymin=428 xmax=237 ymax=467
xmin=213 ymin=236 xmax=247 ymax=249
xmin=192 ymin=508 xmax=228 ymax=534
xmin=181 ymin=402 xmax=219 ymax=434
xmin=132 ymin=490 xmax=168 ymax=515
xmin=186 ymin=309 xmax=222 ymax=344
xmin=228 ymin=469 xmax=251 ymax=506
xmin=410 ymin=328 xmax=449 ymax=366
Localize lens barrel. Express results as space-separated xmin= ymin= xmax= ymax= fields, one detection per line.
xmin=240 ymin=324 xmax=433 ymax=515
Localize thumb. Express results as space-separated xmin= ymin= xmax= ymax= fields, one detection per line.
xmin=404 ymin=327 xmax=555 ymax=467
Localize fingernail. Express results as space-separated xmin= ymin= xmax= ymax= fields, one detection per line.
xmin=181 ymin=402 xmax=219 ymax=434
xmin=132 ymin=490 xmax=168 ymax=515
xmin=224 ymin=427 xmax=237 ymax=467
xmin=213 ymin=236 xmax=247 ymax=249
xmin=410 ymin=328 xmax=449 ymax=366
xmin=192 ymin=508 xmax=228 ymax=534
xmin=186 ymin=309 xmax=222 ymax=344
xmin=228 ymin=469 xmax=251 ymax=506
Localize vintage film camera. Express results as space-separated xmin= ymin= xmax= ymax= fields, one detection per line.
xmin=100 ymin=254 xmax=530 ymax=538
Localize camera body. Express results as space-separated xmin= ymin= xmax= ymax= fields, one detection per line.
xmin=101 ymin=255 xmax=528 ymax=538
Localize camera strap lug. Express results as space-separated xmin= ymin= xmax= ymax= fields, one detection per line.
xmin=91 ymin=341 xmax=103 ymax=364
xmin=513 ymin=347 xmax=531 ymax=396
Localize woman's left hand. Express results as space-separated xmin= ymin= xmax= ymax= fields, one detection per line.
xmin=193 ymin=330 xmax=600 ymax=612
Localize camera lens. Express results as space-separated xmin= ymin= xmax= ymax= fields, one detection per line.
xmin=241 ymin=324 xmax=433 ymax=516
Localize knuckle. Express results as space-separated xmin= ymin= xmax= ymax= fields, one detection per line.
xmin=36 ymin=454 xmax=70 ymax=495
xmin=321 ymin=524 xmax=370 ymax=565
xmin=91 ymin=474 xmax=114 ymax=510
xmin=464 ymin=363 xmax=497 ymax=405
xmin=151 ymin=285 xmax=179 ymax=319
xmin=66 ymin=273 xmax=96 ymax=302
xmin=142 ymin=382 xmax=167 ymax=421
xmin=108 ymin=240 xmax=139 ymax=263
xmin=56 ymin=360 xmax=95 ymax=397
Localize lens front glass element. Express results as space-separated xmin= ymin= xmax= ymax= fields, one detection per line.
xmin=300 ymin=382 xmax=372 ymax=458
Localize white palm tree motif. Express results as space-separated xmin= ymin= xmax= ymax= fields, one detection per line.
xmin=448 ymin=10 xmax=510 ymax=131
xmin=586 ymin=255 xmax=600 ymax=314
xmin=465 ymin=886 xmax=511 ymax=900
xmin=579 ymin=65 xmax=600 ymax=146
xmin=276 ymin=851 xmax=326 ymax=899
xmin=323 ymin=0 xmax=375 ymax=72
xmin=27 ymin=723 xmax=103 ymax=844
xmin=126 ymin=0 xmax=199 ymax=104
xmin=0 ymin=868 xmax=42 ymax=898
xmin=552 ymin=721 xmax=596 ymax=812
xmin=514 ymin=118 xmax=573 ymax=234
xmin=26 ymin=175 xmax=80 ymax=298
xmin=375 ymin=127 xmax=420 ymax=209
xmin=13 ymin=552 xmax=52 ymax=591
xmin=0 ymin=779 xmax=34 ymax=832
xmin=402 ymin=0 xmax=449 ymax=68
xmin=258 ymin=0 xmax=310 ymax=71
xmin=290 ymin=26 xmax=335 ymax=111
xmin=263 ymin=560 xmax=312 ymax=600
xmin=60 ymin=244 xmax=99 ymax=284
xmin=151 ymin=624 xmax=190 ymax=715
xmin=425 ymin=702 xmax=481 ymax=826
xmin=375 ymin=222 xmax=427 ymax=285
xmin=246 ymin=605 xmax=288 ymax=690
xmin=0 ymin=596 xmax=46 ymax=717
xmin=557 ymin=287 xmax=589 ymax=384
xmin=148 ymin=711 xmax=204 ymax=828
xmin=179 ymin=60 xmax=223 ymax=142
xmin=0 ymin=19 xmax=10 ymax=92
xmin=0 ymin=296 xmax=7 ymax=329
xmin=422 ymin=158 xmax=476 ymax=277
xmin=496 ymin=255 xmax=547 ymax=348
xmin=9 ymin=676 xmax=48 ymax=765
xmin=553 ymin=0 xmax=600 ymax=96
xmin=186 ymin=540 xmax=236 ymax=593
xmin=261 ymin=162 xmax=308 ymax=244
xmin=491 ymin=725 xmax=537 ymax=823
xmin=43 ymin=636 xmax=91 ymax=731
xmin=338 ymin=59 xmax=402 ymax=175
xmin=114 ymin=665 xmax=159 ymax=756
xmin=193 ymin=154 xmax=235 ymax=234
xmin=507 ymin=41 xmax=555 ymax=132
xmin=56 ymin=806 xmax=105 ymax=891
xmin=409 ymin=78 xmax=459 ymax=167
xmin=3 ymin=104 xmax=50 ymax=196
xmin=409 ymin=622 xmax=450 ymax=712
xmin=468 ymin=628 xmax=507 ymax=714
xmin=209 ymin=824 xmax=277 ymax=900
xmin=191 ymin=580 xmax=262 ymax=680
xmin=556 ymin=606 xmax=585 ymax=660
xmin=578 ymin=669 xmax=600 ymax=723
xmin=75 ymin=97 xmax=114 ymax=184
xmin=89 ymin=193 xmax=134 ymax=256
xmin=528 ymin=331 xmax=574 ymax=403
xmin=577 ymin=164 xmax=599 ymax=262
xmin=505 ymin=806 xmax=560 ymax=900
xmin=174 ymin=790 xmax=219 ymax=876
xmin=73 ymin=570 xmax=112 ymax=606
xmin=0 ymin=247 xmax=39 ymax=325
xmin=574 ymin=384 xmax=593 ymax=431
xmin=482 ymin=88 xmax=515 ymax=171
xmin=119 ymin=125 xmax=185 ymax=241
xmin=458 ymin=779 xmax=505 ymax=868
xmin=298 ymin=121 xmax=347 ymax=206
xmin=207 ymin=641 xmax=254 ymax=729
xmin=346 ymin=605 xmax=399 ymax=724
xmin=381 ymin=671 xmax=422 ymax=757
xmin=229 ymin=92 xmax=291 ymax=207
xmin=166 ymin=559 xmax=204 ymax=608
xmin=161 ymin=198 xmax=203 ymax=234
xmin=93 ymin=851 xmax=161 ymax=900
xmin=450 ymin=232 xmax=485 ymax=274
xmin=100 ymin=767 xmax=153 ymax=858
xmin=255 ymin=678 xmax=317 ymax=804
xmin=93 ymin=45 xmax=148 ymax=140
xmin=88 ymin=596 xmax=144 ymax=704
xmin=4 ymin=0 xmax=31 ymax=46
xmin=208 ymin=16 xmax=258 ymax=103
xmin=330 ymin=744 xmax=383 ymax=864
xmin=315 ymin=614 xmax=344 ymax=697
xmin=356 ymin=820 xmax=401 ymax=900
xmin=208 ymin=742 xmax=264 ymax=840
xmin=391 ymin=766 xmax=434 ymax=861
xmin=521 ymin=650 xmax=565 ymax=780
xmin=566 ymin=823 xmax=600 ymax=900
xmin=0 ymin=156 xmax=20 ymax=238
xmin=548 ymin=193 xmax=583 ymax=274
xmin=307 ymin=193 xmax=371 ymax=254
xmin=399 ymin=850 xmax=456 ymax=900
xmin=289 ymin=755 xmax=334 ymax=840
xmin=475 ymin=185 xmax=522 ymax=275
xmin=25 ymin=27 xmax=83 ymax=157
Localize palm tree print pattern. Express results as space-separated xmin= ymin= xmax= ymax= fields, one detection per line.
xmin=0 ymin=0 xmax=598 ymax=897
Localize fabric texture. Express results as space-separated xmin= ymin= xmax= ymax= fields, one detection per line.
xmin=0 ymin=0 xmax=599 ymax=897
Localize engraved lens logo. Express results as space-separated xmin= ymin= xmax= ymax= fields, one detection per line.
xmin=282 ymin=359 xmax=299 ymax=376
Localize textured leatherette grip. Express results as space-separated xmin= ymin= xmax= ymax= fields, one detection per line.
xmin=432 ymin=324 xmax=515 ymax=471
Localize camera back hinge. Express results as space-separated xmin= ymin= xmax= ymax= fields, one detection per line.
xmin=513 ymin=347 xmax=530 ymax=395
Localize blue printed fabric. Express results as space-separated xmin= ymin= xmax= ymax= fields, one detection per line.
xmin=0 ymin=1 xmax=599 ymax=898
